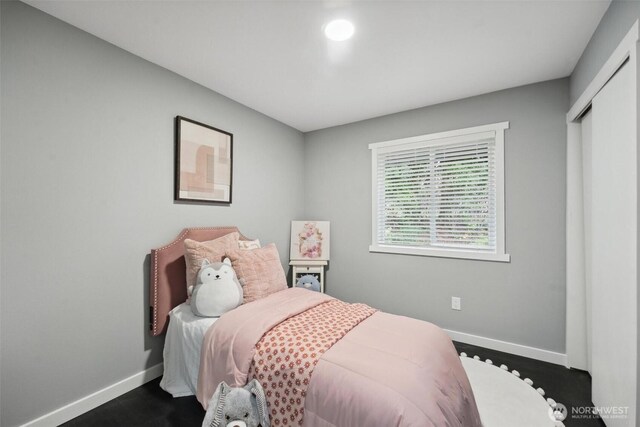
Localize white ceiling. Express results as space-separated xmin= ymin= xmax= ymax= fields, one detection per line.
xmin=25 ymin=0 xmax=610 ymax=132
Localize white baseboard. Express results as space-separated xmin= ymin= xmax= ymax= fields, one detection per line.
xmin=445 ymin=328 xmax=568 ymax=366
xmin=21 ymin=363 xmax=164 ymax=427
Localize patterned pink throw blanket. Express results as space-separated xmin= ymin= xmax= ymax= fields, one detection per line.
xmin=247 ymin=300 xmax=377 ymax=426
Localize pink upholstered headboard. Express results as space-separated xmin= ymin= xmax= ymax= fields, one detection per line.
xmin=149 ymin=226 xmax=249 ymax=336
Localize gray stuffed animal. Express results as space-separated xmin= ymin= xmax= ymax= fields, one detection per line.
xmin=202 ymin=379 xmax=270 ymax=427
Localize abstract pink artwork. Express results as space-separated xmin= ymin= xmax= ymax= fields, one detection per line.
xmin=175 ymin=116 xmax=232 ymax=203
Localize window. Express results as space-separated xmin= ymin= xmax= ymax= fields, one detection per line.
xmin=369 ymin=122 xmax=510 ymax=262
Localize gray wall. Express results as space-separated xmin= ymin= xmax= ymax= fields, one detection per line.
xmin=570 ymin=0 xmax=640 ymax=105
xmin=305 ymin=78 xmax=568 ymax=353
xmin=0 ymin=2 xmax=304 ymax=426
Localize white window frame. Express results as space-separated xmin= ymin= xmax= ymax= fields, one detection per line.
xmin=369 ymin=122 xmax=510 ymax=262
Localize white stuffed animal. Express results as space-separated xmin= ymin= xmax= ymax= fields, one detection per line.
xmin=189 ymin=258 xmax=243 ymax=317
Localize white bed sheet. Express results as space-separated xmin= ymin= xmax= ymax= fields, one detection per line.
xmin=160 ymin=302 xmax=218 ymax=397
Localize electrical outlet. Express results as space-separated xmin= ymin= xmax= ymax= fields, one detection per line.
xmin=451 ymin=297 xmax=461 ymax=311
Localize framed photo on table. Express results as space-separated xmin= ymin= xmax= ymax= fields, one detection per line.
xmin=174 ymin=116 xmax=233 ymax=204
xmin=290 ymin=221 xmax=330 ymax=261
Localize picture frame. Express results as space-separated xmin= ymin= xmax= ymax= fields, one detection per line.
xmin=290 ymin=221 xmax=330 ymax=261
xmin=175 ymin=116 xmax=233 ymax=204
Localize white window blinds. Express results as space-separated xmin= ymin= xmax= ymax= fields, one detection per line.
xmin=369 ymin=122 xmax=509 ymax=262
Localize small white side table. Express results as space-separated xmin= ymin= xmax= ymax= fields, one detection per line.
xmin=289 ymin=260 xmax=327 ymax=293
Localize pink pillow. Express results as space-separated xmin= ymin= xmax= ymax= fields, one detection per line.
xmin=226 ymin=244 xmax=287 ymax=303
xmin=184 ymin=232 xmax=240 ymax=290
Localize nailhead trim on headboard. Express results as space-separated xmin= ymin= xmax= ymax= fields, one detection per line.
xmin=152 ymin=229 xmax=190 ymax=336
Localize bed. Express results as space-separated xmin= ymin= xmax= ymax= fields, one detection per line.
xmin=150 ymin=227 xmax=481 ymax=426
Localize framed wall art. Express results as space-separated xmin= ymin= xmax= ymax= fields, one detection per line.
xmin=290 ymin=221 xmax=330 ymax=261
xmin=175 ymin=116 xmax=233 ymax=204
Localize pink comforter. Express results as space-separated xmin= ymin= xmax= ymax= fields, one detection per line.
xmin=197 ymin=288 xmax=481 ymax=427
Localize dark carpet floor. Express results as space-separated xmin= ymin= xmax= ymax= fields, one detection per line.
xmin=61 ymin=341 xmax=604 ymax=426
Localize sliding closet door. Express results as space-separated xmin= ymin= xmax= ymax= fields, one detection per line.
xmin=590 ymin=61 xmax=637 ymax=427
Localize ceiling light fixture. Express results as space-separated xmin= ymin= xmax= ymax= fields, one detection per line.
xmin=324 ymin=19 xmax=355 ymax=41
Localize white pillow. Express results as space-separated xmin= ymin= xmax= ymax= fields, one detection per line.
xmin=238 ymin=239 xmax=261 ymax=250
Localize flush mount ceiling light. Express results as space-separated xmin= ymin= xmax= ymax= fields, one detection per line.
xmin=324 ymin=19 xmax=355 ymax=41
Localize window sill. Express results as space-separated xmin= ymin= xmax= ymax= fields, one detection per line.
xmin=369 ymin=244 xmax=511 ymax=262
